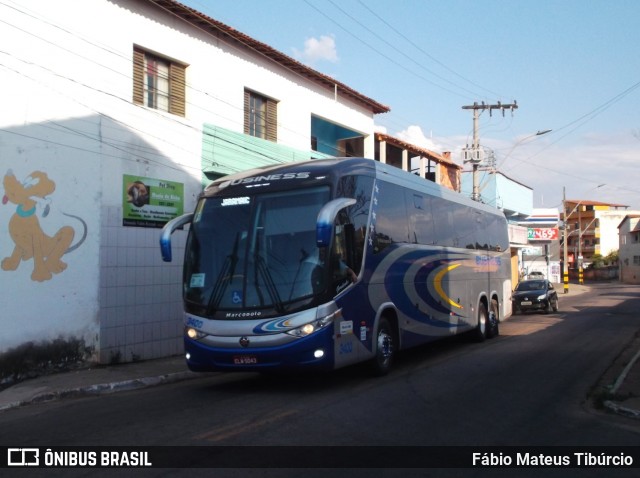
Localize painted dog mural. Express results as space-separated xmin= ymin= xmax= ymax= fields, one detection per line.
xmin=2 ymin=169 xmax=87 ymax=282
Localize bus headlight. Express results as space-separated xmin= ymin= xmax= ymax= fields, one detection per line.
xmin=185 ymin=327 xmax=207 ymax=340
xmin=286 ymin=309 xmax=340 ymax=338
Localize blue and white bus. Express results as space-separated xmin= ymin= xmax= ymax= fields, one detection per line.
xmin=161 ymin=158 xmax=511 ymax=375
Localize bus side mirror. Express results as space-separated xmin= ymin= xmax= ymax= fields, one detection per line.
xmin=316 ymin=198 xmax=356 ymax=248
xmin=160 ymin=213 xmax=194 ymax=262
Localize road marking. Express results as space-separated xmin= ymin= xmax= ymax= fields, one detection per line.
xmin=193 ymin=409 xmax=298 ymax=442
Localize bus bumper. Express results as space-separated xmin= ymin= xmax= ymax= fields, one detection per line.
xmin=184 ymin=325 xmax=335 ymax=372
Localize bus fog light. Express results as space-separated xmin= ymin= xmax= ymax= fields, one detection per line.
xmin=314 ymin=349 xmax=324 ymax=359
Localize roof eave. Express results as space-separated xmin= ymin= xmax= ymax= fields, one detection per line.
xmin=147 ymin=0 xmax=390 ymax=114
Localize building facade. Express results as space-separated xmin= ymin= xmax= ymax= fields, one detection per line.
xmin=563 ymin=200 xmax=632 ymax=268
xmin=518 ymin=208 xmax=561 ymax=283
xmin=618 ymin=215 xmax=640 ymax=284
xmin=374 ymin=133 xmax=462 ymax=192
xmin=0 ymin=0 xmax=388 ymax=369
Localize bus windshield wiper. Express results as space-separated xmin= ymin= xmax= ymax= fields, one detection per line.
xmin=207 ymin=232 xmax=240 ymax=313
xmin=253 ymin=240 xmax=285 ymax=313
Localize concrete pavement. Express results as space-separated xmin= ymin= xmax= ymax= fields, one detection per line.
xmin=0 ymin=282 xmax=638 ymax=421
xmin=0 ymin=354 xmax=199 ymax=412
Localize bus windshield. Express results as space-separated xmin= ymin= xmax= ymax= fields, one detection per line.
xmin=184 ymin=186 xmax=331 ymax=317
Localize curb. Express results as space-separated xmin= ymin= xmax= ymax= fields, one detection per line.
xmin=601 ymin=346 xmax=640 ymax=420
xmin=0 ymin=371 xmax=200 ymax=412
xmin=603 ymin=400 xmax=640 ymax=420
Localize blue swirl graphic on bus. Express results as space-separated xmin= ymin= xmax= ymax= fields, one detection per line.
xmin=382 ymin=248 xmax=468 ymax=326
xmin=253 ymin=317 xmax=292 ymax=334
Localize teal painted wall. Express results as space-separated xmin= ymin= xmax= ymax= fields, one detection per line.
xmin=201 ymin=124 xmax=333 ymax=183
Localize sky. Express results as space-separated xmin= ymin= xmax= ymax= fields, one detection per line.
xmin=182 ymin=0 xmax=640 ymax=211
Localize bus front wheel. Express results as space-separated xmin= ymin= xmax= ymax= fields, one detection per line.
xmin=370 ymin=317 xmax=395 ymax=376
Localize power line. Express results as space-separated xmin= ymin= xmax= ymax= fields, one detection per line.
xmin=500 ymin=78 xmax=640 ymax=174
xmin=355 ymin=0 xmax=502 ymax=99
xmin=302 ymin=0 xmax=474 ymax=101
xmin=324 ymin=0 xmax=488 ymax=100
xmin=3 ymin=0 xmax=639 ymax=204
xmin=0 ymin=1 xmax=346 ymax=158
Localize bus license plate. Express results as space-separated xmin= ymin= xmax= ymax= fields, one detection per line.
xmin=233 ymin=355 xmax=257 ymax=365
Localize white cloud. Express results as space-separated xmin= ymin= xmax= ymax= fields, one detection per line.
xmin=378 ymin=125 xmax=640 ymax=211
xmin=293 ymin=35 xmax=338 ymax=64
xmin=484 ymin=132 xmax=640 ymax=211
xmin=396 ymin=125 xmax=441 ymax=152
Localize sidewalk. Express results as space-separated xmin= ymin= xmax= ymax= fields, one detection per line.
xmin=0 ymin=283 xmax=638 ymax=420
xmin=556 ymin=282 xmax=640 ymax=418
xmin=600 ymin=333 xmax=640 ymax=419
xmin=0 ymin=355 xmax=201 ymax=412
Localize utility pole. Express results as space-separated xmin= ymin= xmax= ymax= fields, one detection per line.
xmin=461 ymin=101 xmax=518 ymax=201
xmin=578 ymin=207 xmax=583 ymax=285
xmin=563 ymin=187 xmax=569 ymax=294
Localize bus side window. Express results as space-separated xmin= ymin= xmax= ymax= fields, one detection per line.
xmin=373 ymin=182 xmax=409 ymax=253
xmin=431 ymin=197 xmax=454 ymax=247
xmin=409 ymin=193 xmax=435 ymax=245
xmin=331 ymin=221 xmax=357 ymax=285
xmin=336 ymin=174 xmax=373 ymax=274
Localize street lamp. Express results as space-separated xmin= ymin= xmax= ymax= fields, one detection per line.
xmin=475 ymin=129 xmax=553 ymax=202
xmin=495 ymin=129 xmax=552 ymax=171
xmin=562 ymin=184 xmax=605 ymax=293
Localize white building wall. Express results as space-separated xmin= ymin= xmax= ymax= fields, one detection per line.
xmin=0 ymin=0 xmax=378 ymax=365
xmin=619 ymin=217 xmax=640 ymax=284
xmin=125 ymin=0 xmax=375 ymax=156
xmin=597 ymin=210 xmax=640 ymax=257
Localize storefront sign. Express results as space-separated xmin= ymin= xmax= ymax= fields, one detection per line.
xmin=527 ymin=227 xmax=559 ymax=241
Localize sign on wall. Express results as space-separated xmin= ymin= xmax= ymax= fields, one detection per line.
xmin=527 ymin=227 xmax=559 ymax=241
xmin=123 ymin=175 xmax=184 ymax=228
xmin=521 ymin=247 xmax=543 ymax=256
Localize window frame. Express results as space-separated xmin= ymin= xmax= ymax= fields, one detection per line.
xmin=244 ymin=89 xmax=277 ymax=142
xmin=133 ymin=47 xmax=186 ymax=117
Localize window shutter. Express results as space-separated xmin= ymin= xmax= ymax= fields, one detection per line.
xmin=169 ymin=63 xmax=186 ymax=117
xmin=132 ymin=47 xmax=144 ymax=105
xmin=243 ymin=89 xmax=250 ymax=135
xmin=265 ymin=98 xmax=277 ymax=142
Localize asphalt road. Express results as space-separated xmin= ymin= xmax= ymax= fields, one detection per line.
xmin=2 ymin=283 xmax=639 ymax=477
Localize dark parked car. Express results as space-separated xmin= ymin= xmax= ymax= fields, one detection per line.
xmin=512 ymin=279 xmax=559 ymax=314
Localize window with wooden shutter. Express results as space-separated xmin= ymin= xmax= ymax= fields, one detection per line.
xmin=132 ymin=48 xmax=144 ymax=105
xmin=265 ymin=98 xmax=277 ymax=142
xmin=132 ymin=47 xmax=186 ymax=117
xmin=169 ymin=62 xmax=186 ymax=116
xmin=243 ymin=90 xmax=251 ymax=135
xmin=244 ymin=89 xmax=277 ymax=142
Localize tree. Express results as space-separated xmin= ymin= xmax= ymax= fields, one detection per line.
xmin=588 ymin=254 xmax=604 ymax=269
xmin=604 ymin=250 xmax=619 ymax=266
xmin=588 ymin=250 xmax=619 ymax=269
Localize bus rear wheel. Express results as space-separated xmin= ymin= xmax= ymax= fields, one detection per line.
xmin=472 ymin=302 xmax=488 ymax=342
xmin=370 ymin=317 xmax=395 ymax=376
xmin=486 ymin=299 xmax=500 ymax=339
